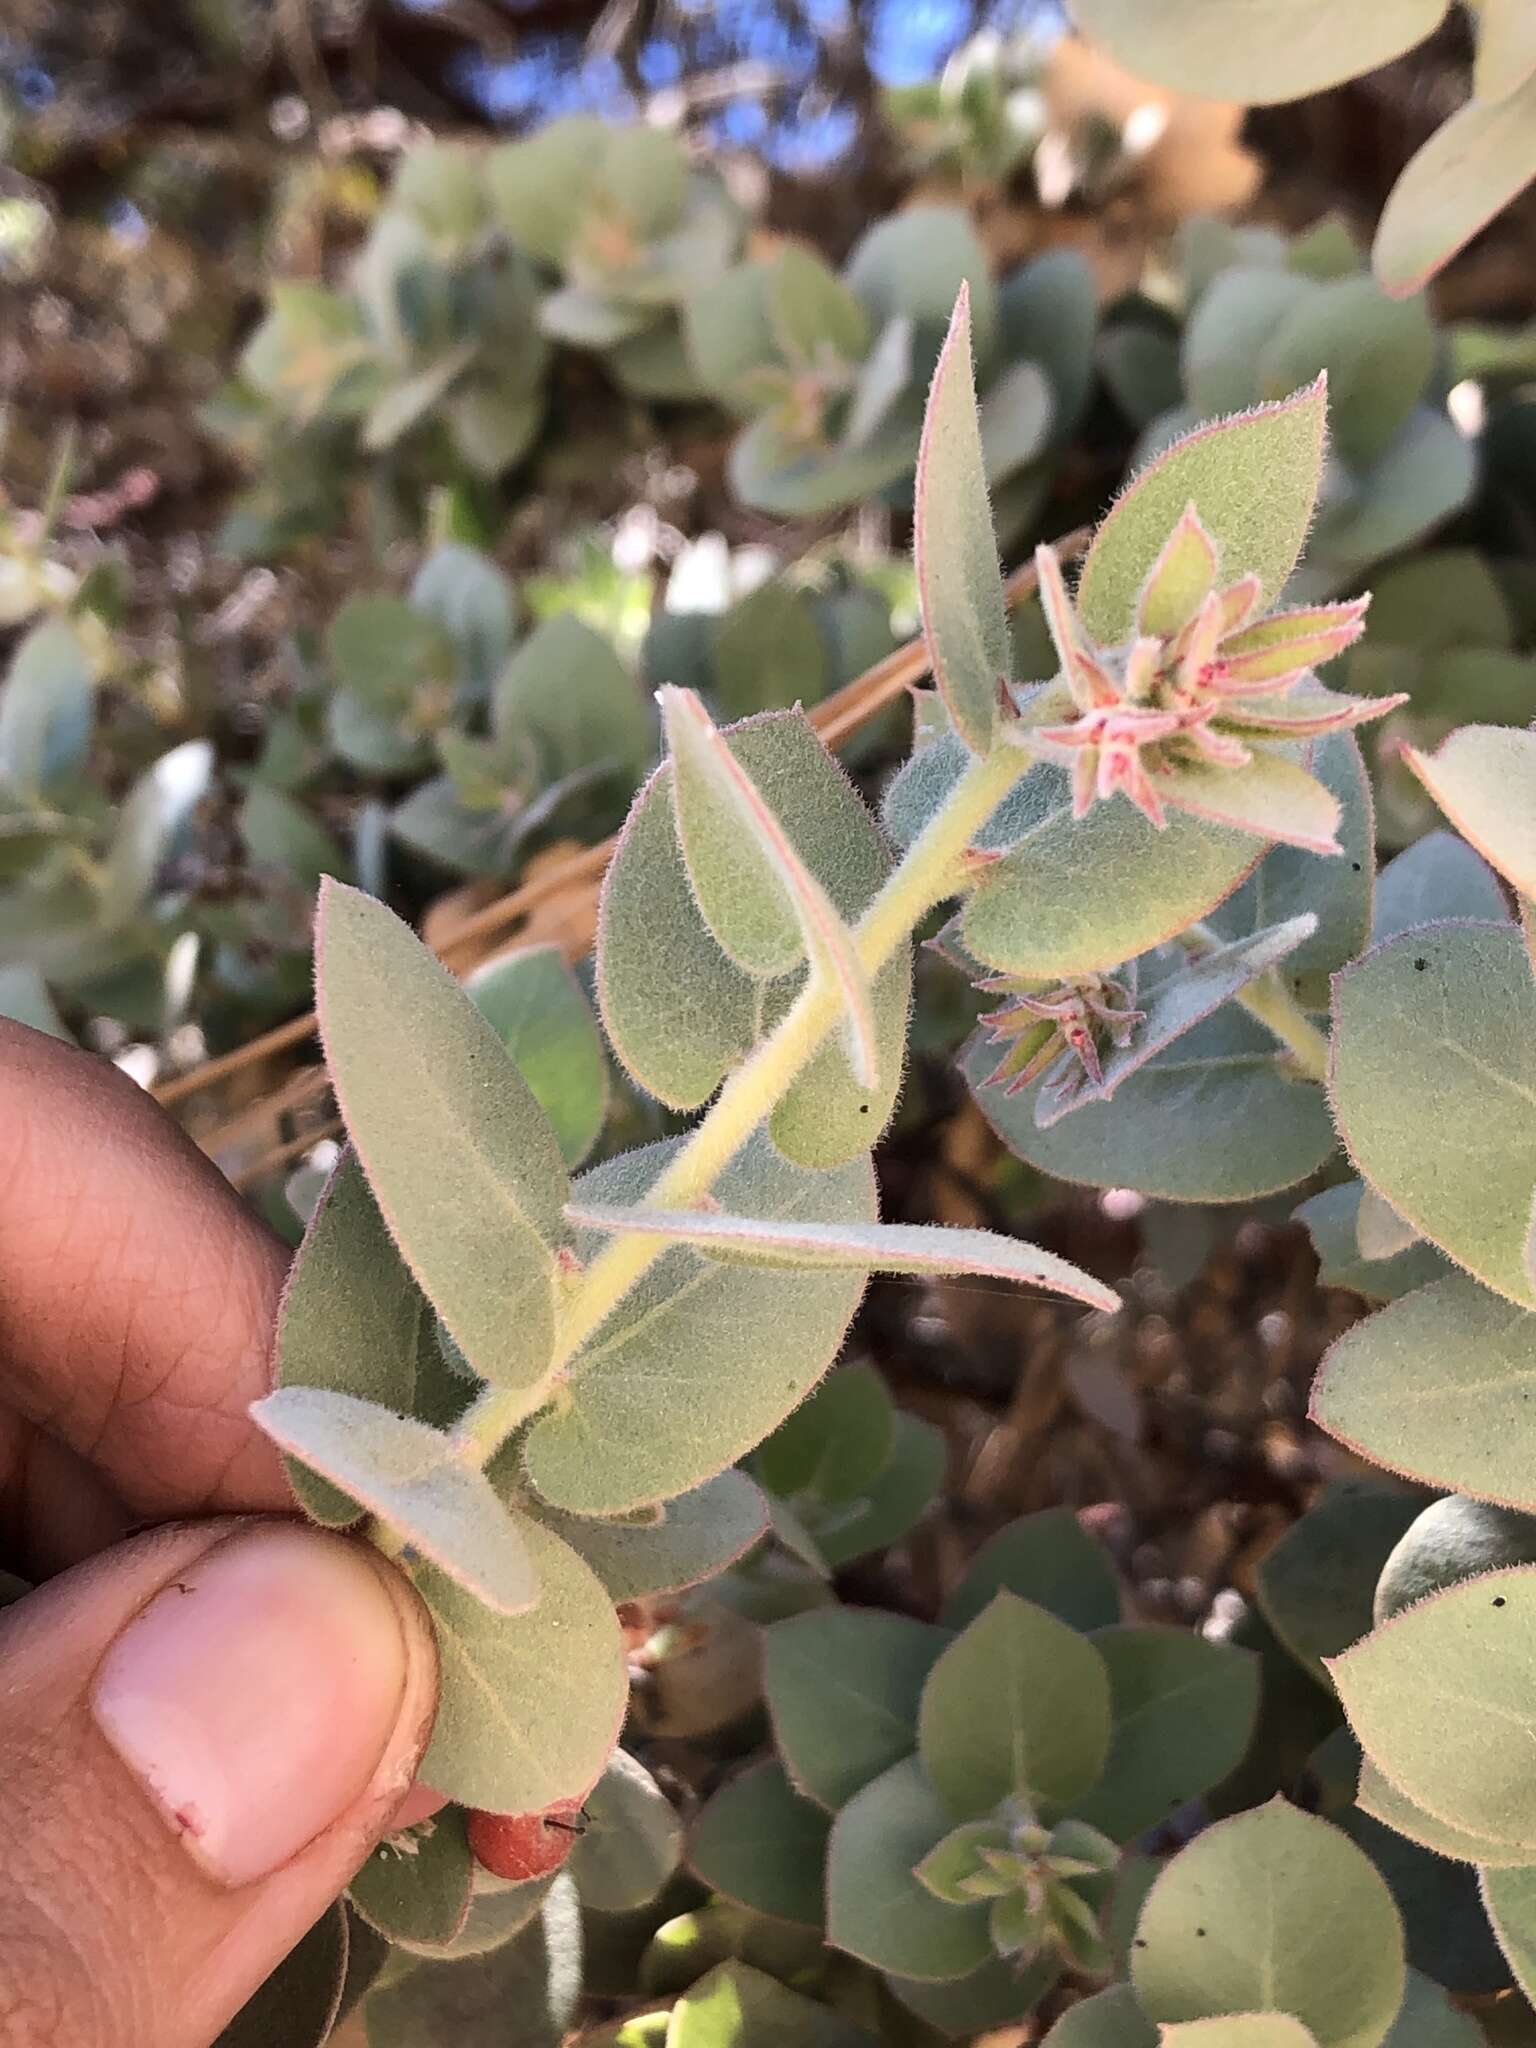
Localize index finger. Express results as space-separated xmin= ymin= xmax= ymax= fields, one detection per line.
xmin=0 ymin=1021 xmax=292 ymax=1518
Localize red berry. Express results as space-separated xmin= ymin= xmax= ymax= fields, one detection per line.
xmin=467 ymin=1797 xmax=588 ymax=1882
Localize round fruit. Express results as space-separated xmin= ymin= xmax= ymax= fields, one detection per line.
xmin=467 ymin=1797 xmax=588 ymax=1882
xmin=1373 ymin=1494 xmax=1536 ymax=1624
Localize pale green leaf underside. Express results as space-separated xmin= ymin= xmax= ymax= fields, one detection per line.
xmin=1328 ymin=1567 xmax=1536 ymax=1847
xmin=1404 ymin=725 xmax=1536 ymax=899
xmin=1330 ymin=922 xmax=1536 ymax=1309
xmin=562 ymin=1202 xmax=1120 ymax=1311
xmin=1075 ymin=382 xmax=1327 ymax=644
xmin=1310 ymin=1271 xmax=1536 ymax=1508
xmin=417 ymin=1525 xmax=626 ymax=1811
xmin=315 ymin=882 xmax=568 ymax=1389
xmin=251 ymin=1386 xmax=539 ymax=1614
xmin=275 ymin=1150 xmax=427 ymax=1526
xmin=918 ymin=1590 xmax=1113 ymax=1819
xmin=524 ymin=1468 xmax=768 ymax=1602
xmin=915 ymin=282 xmax=1008 ymax=753
xmin=523 ymin=1133 xmax=874 ymax=1515
xmin=1130 ymin=1800 xmax=1406 ymax=2048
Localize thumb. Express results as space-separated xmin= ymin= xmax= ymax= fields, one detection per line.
xmin=0 ymin=1516 xmax=438 ymax=2048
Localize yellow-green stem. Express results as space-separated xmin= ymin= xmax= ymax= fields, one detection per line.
xmin=452 ymin=738 xmax=1028 ymax=1468
xmin=1184 ymin=920 xmax=1331 ymax=1082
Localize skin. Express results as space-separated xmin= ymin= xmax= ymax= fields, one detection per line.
xmin=0 ymin=1020 xmax=441 ymax=2048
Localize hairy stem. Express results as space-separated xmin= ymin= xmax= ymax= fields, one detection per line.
xmin=453 ymin=737 xmax=1029 ymax=1468
xmin=1184 ymin=920 xmax=1331 ymax=1082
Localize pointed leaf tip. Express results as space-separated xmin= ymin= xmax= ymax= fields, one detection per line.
xmin=662 ymin=689 xmax=879 ymax=1087
xmin=915 ymin=285 xmax=1009 ymax=754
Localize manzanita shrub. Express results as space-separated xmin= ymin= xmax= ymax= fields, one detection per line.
xmin=216 ymin=280 xmax=1536 ymax=2039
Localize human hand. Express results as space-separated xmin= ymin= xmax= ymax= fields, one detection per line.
xmin=0 ymin=1020 xmax=440 ymax=2048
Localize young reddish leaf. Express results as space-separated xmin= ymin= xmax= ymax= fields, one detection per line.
xmin=1136 ymin=503 xmax=1220 ymax=640
xmin=914 ymin=282 xmax=1009 ymax=754
xmin=1216 ymin=599 xmax=1371 ymax=689
xmin=1402 ymin=724 xmax=1536 ymax=898
xmin=250 ymin=1386 xmax=540 ymax=1614
xmin=660 ymin=686 xmax=879 ymax=1087
xmin=562 ymin=1201 xmax=1121 ymax=1311
xmin=1216 ymin=681 xmax=1407 ymax=740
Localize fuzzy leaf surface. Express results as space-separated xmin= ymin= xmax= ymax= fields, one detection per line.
xmin=523 ymin=1134 xmax=873 ymax=1515
xmin=416 ymin=1529 xmax=625 ymax=1812
xmin=564 ymin=1202 xmax=1119 ymax=1310
xmin=1311 ymin=1273 xmax=1536 ymax=1508
xmin=1372 ymin=833 xmax=1508 ymax=943
xmin=316 ymin=881 xmax=567 ymax=1388
xmin=1329 ymin=1568 xmax=1536 ymax=1845
xmin=1355 ymin=1757 xmax=1536 ymax=1869
xmin=525 ymin=1470 xmax=768 ymax=1602
xmin=1292 ymin=1183 xmax=1451 ymax=1303
xmin=914 ymin=283 xmax=1008 ymax=753
xmin=274 ymin=1151 xmax=428 ymax=1525
xmin=1330 ymin=922 xmax=1536 ymax=1308
xmin=1403 ymin=726 xmax=1536 ymax=899
xmin=348 ymin=1808 xmax=475 ymax=1950
xmin=1375 ymin=79 xmax=1536 ymax=296
xmin=1075 ymin=382 xmax=1327 ymax=643
xmin=1255 ymin=1480 xmax=1425 ymax=1678
xmin=251 ymin=1387 xmax=539 ymax=1614
xmin=1130 ymin=1800 xmax=1405 ymax=2048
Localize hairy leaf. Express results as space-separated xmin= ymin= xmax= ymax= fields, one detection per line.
xmin=417 ymin=1530 xmax=625 ymax=1812
xmin=914 ymin=283 xmax=1008 ymax=752
xmin=1355 ymin=1756 xmax=1536 ymax=1870
xmin=349 ymin=1808 xmax=475 ymax=1950
xmin=315 ymin=880 xmax=568 ymax=1388
xmin=525 ymin=1470 xmax=768 ymax=1602
xmin=1131 ymin=1800 xmax=1406 ymax=2048
xmin=522 ymin=1134 xmax=873 ymax=1514
xmin=1372 ymin=833 xmax=1508 ymax=943
xmin=563 ymin=1201 xmax=1119 ymax=1310
xmin=251 ymin=1387 xmax=539 ymax=1613
xmin=1330 ymin=922 xmax=1536 ymax=1308
xmin=1293 ymin=1183 xmax=1451 ymax=1303
xmin=1255 ymin=1480 xmax=1426 ymax=1678
xmin=1311 ymin=1273 xmax=1536 ymax=1506
xmin=1329 ymin=1568 xmax=1536 ymax=1844
xmin=1375 ymin=79 xmax=1536 ymax=296
xmin=1403 ymin=725 xmax=1536 ymax=898
xmin=1075 ymin=381 xmax=1328 ymax=644
xmin=274 ymin=1151 xmax=429 ymax=1525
